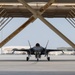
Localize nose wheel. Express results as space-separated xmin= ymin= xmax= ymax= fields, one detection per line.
xmin=37 ymin=58 xmax=39 ymax=61
xmin=47 ymin=57 xmax=50 ymax=61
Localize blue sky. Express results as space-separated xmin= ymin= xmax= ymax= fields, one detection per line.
xmin=0 ymin=18 xmax=75 ymax=49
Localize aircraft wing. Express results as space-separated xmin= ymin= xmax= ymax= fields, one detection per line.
xmin=46 ymin=49 xmax=63 ymax=53
xmin=12 ymin=48 xmax=30 ymax=54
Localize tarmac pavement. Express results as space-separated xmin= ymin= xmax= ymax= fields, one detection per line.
xmin=0 ymin=55 xmax=75 ymax=75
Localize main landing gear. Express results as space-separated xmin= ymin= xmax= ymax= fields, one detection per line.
xmin=26 ymin=57 xmax=29 ymax=61
xmin=47 ymin=57 xmax=50 ymax=61
xmin=26 ymin=56 xmax=50 ymax=61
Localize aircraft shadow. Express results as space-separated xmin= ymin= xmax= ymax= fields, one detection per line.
xmin=0 ymin=60 xmax=75 ymax=62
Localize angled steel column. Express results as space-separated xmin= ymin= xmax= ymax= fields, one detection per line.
xmin=65 ymin=8 xmax=75 ymax=28
xmin=0 ymin=18 xmax=13 ymax=31
xmin=0 ymin=0 xmax=54 ymax=47
xmin=19 ymin=0 xmax=75 ymax=48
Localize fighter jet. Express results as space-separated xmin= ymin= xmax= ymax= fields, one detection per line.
xmin=12 ymin=41 xmax=63 ymax=61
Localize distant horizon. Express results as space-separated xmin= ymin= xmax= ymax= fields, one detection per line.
xmin=0 ymin=45 xmax=73 ymax=49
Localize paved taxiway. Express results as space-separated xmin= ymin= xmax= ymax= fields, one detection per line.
xmin=0 ymin=60 xmax=75 ymax=71
xmin=0 ymin=71 xmax=75 ymax=75
xmin=0 ymin=61 xmax=75 ymax=75
xmin=0 ymin=55 xmax=75 ymax=75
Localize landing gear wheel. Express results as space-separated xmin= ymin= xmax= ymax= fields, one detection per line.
xmin=47 ymin=57 xmax=50 ymax=61
xmin=37 ymin=58 xmax=39 ymax=61
xmin=26 ymin=57 xmax=29 ymax=61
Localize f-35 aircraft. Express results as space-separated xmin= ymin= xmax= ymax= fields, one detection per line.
xmin=12 ymin=41 xmax=63 ymax=61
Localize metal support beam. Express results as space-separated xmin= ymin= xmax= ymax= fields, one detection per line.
xmin=0 ymin=17 xmax=13 ymax=31
xmin=71 ymin=10 xmax=75 ymax=16
xmin=68 ymin=14 xmax=75 ymax=24
xmin=0 ymin=18 xmax=9 ymax=27
xmin=0 ymin=0 xmax=54 ymax=47
xmin=19 ymin=0 xmax=75 ymax=48
xmin=66 ymin=8 xmax=75 ymax=28
xmin=65 ymin=18 xmax=75 ymax=28
xmin=0 ymin=12 xmax=8 ymax=23
xmin=0 ymin=9 xmax=5 ymax=14
xmin=69 ymin=11 xmax=75 ymax=18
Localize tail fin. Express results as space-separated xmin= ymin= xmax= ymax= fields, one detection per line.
xmin=28 ymin=40 xmax=31 ymax=56
xmin=45 ymin=40 xmax=49 ymax=56
xmin=28 ymin=40 xmax=31 ymax=49
xmin=45 ymin=40 xmax=49 ymax=49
